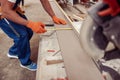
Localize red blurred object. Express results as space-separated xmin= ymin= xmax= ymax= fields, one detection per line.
xmin=81 ymin=0 xmax=89 ymax=3
xmin=98 ymin=0 xmax=120 ymax=16
xmin=51 ymin=77 xmax=68 ymax=80
xmin=47 ymin=50 xmax=55 ymax=52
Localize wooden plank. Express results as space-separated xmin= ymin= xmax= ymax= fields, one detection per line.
xmin=36 ymin=0 xmax=104 ymax=80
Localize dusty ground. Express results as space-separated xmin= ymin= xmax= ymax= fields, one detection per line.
xmin=0 ymin=30 xmax=38 ymax=80
xmin=0 ymin=0 xmax=50 ymax=80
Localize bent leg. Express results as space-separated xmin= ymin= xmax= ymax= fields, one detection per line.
xmin=0 ymin=19 xmax=33 ymax=65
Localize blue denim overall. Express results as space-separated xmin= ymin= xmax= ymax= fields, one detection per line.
xmin=0 ymin=13 xmax=33 ymax=66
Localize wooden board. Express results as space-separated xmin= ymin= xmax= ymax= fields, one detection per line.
xmin=36 ymin=0 xmax=104 ymax=80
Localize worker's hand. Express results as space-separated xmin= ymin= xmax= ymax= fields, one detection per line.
xmin=27 ymin=21 xmax=47 ymax=33
xmin=52 ymin=16 xmax=67 ymax=25
xmin=98 ymin=0 xmax=120 ymax=16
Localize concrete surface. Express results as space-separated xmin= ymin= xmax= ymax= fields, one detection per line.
xmin=0 ymin=0 xmax=50 ymax=80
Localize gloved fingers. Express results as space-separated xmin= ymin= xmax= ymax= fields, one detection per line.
xmin=36 ymin=27 xmax=47 ymax=33
xmin=39 ymin=26 xmax=47 ymax=33
xmin=54 ymin=19 xmax=67 ymax=24
xmin=52 ymin=16 xmax=66 ymax=25
xmin=27 ymin=21 xmax=47 ymax=33
xmin=54 ymin=20 xmax=61 ymax=24
xmin=59 ymin=19 xmax=67 ymax=25
xmin=38 ymin=22 xmax=45 ymax=28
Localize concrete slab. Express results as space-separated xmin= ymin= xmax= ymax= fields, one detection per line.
xmin=0 ymin=0 xmax=49 ymax=80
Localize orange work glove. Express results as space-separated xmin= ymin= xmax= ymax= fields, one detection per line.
xmin=27 ymin=21 xmax=46 ymax=33
xmin=52 ymin=16 xmax=66 ymax=25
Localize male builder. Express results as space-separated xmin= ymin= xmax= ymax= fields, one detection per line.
xmin=0 ymin=0 xmax=66 ymax=71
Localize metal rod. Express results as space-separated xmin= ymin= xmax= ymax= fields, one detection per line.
xmin=4 ymin=18 xmax=20 ymax=37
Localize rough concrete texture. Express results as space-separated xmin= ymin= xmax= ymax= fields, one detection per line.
xmin=0 ymin=0 xmax=51 ymax=80
xmin=0 ymin=29 xmax=37 ymax=80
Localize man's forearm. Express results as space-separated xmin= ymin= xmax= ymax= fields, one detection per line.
xmin=1 ymin=0 xmax=28 ymax=26
xmin=2 ymin=9 xmax=28 ymax=26
xmin=40 ymin=0 xmax=55 ymax=17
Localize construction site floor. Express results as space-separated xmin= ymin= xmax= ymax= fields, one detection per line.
xmin=0 ymin=0 xmax=89 ymax=80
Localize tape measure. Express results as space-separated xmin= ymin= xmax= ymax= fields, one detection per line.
xmin=47 ymin=27 xmax=72 ymax=31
